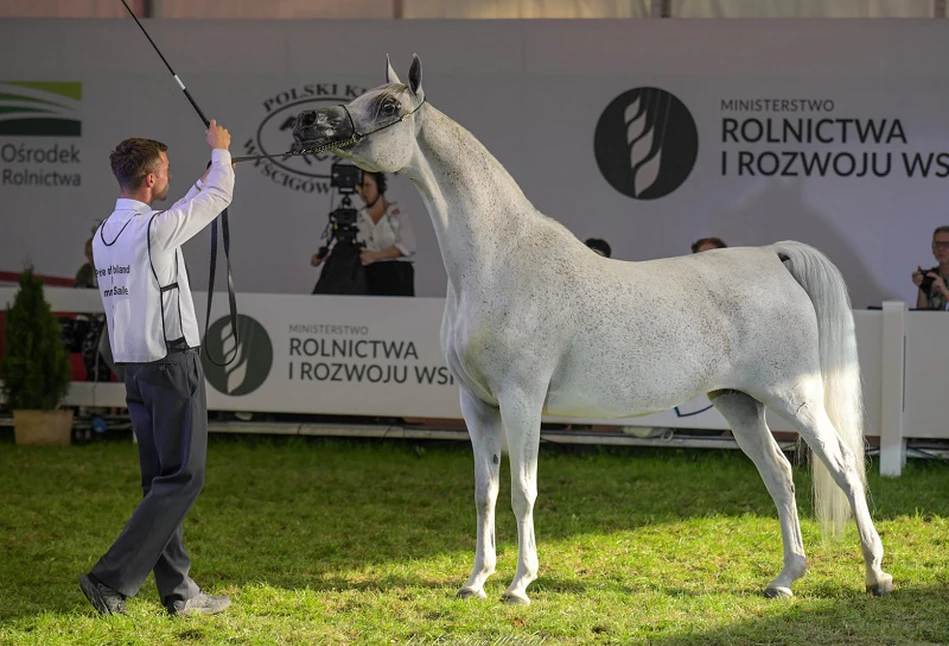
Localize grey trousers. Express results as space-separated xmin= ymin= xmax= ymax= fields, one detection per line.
xmin=90 ymin=348 xmax=206 ymax=608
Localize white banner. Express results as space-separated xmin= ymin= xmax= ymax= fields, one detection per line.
xmin=2 ymin=18 xmax=948 ymax=309
xmin=197 ymin=293 xmax=461 ymax=417
xmin=0 ymin=287 xmax=893 ymax=439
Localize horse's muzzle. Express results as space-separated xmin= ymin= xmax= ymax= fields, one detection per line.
xmin=290 ymin=106 xmax=353 ymax=152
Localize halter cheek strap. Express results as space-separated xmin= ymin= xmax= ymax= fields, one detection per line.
xmin=340 ymin=97 xmax=427 ymax=142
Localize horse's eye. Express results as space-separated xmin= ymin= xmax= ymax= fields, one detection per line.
xmin=382 ymin=102 xmax=398 ymax=116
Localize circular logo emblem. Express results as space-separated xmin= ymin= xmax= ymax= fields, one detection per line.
xmin=594 ymin=87 xmax=698 ymax=200
xmin=202 ymin=315 xmax=273 ymax=396
xmin=256 ymin=97 xmax=345 ymax=180
xmin=243 ymin=83 xmax=368 ymax=193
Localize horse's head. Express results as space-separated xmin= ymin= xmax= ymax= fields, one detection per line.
xmin=291 ymin=54 xmax=425 ymax=174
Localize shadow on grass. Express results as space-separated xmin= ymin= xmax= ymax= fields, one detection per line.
xmin=19 ymin=578 xmax=949 ymax=646
xmin=179 ymin=436 xmax=946 ymax=594
xmin=304 ymin=575 xmax=949 ymax=645
xmin=641 ymin=582 xmax=949 ymax=646
xmin=1 ymin=434 xmax=947 ymax=624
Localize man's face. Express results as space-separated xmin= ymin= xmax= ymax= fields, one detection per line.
xmin=932 ymin=231 xmax=949 ymax=264
xmin=149 ymin=151 xmax=171 ymax=201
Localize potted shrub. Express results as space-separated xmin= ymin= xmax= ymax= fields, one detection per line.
xmin=1 ymin=266 xmax=73 ymax=445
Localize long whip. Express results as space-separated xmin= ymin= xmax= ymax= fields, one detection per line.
xmin=118 ymin=0 xmax=240 ymax=366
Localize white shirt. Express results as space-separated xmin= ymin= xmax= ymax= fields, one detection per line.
xmin=92 ymin=148 xmax=235 ymax=363
xmin=356 ymin=202 xmax=416 ymax=262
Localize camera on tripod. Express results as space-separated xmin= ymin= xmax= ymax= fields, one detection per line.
xmin=311 ymin=162 xmax=371 ymax=295
xmin=331 ymin=162 xmax=362 ymax=194
xmin=315 ymin=162 xmax=364 ymax=260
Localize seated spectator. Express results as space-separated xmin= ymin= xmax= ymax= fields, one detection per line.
xmin=691 ymin=237 xmax=727 ymax=253
xmin=584 ymin=237 xmax=612 ymax=258
xmin=912 ymin=226 xmax=949 ymax=310
xmin=72 ymin=236 xmax=115 ymax=382
xmin=74 ymin=237 xmax=97 ymax=288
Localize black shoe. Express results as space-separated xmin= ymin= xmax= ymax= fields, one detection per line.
xmin=168 ymin=592 xmax=231 ymax=617
xmin=79 ymin=574 xmax=127 ymax=615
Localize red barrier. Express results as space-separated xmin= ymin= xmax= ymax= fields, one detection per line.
xmin=0 ymin=270 xmax=76 ymax=287
xmin=0 ymin=270 xmax=109 ymax=382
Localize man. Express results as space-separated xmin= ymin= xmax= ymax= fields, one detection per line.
xmin=584 ymin=237 xmax=612 ymax=258
xmin=691 ymin=237 xmax=727 ymax=253
xmin=81 ymin=120 xmax=235 ymax=617
xmin=912 ymin=225 xmax=949 ymax=310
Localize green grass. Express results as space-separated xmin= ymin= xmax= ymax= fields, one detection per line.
xmin=1 ymin=432 xmax=947 ymax=645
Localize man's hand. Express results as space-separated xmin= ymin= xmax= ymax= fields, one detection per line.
xmin=930 ymin=272 xmax=948 ymax=298
xmin=912 ymin=266 xmax=925 ymax=288
xmin=311 ymin=253 xmax=324 ymax=267
xmin=360 ymin=250 xmax=380 ymax=266
xmin=206 ymin=119 xmax=231 ymax=150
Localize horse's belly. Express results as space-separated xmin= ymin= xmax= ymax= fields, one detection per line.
xmin=542 ymin=397 xmax=668 ymax=420
xmin=545 ymin=346 xmax=729 ymax=419
xmin=543 ymin=374 xmax=705 ymax=420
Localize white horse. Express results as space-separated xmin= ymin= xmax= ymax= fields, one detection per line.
xmin=291 ymin=55 xmax=893 ymax=605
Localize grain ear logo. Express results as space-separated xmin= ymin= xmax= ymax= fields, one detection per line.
xmin=0 ymin=82 xmax=82 ymax=137
xmin=594 ymin=87 xmax=698 ymax=200
xmin=202 ymin=315 xmax=273 ymax=396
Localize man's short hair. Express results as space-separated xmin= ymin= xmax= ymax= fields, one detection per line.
xmin=109 ymin=138 xmax=167 ymax=190
xmin=691 ymin=237 xmax=728 ymax=253
xmin=933 ymin=226 xmax=949 ymax=239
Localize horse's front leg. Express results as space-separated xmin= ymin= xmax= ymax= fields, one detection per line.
xmin=457 ymin=387 xmax=503 ymax=600
xmin=497 ymin=383 xmax=544 ymax=605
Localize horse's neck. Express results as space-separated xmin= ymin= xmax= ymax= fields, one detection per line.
xmin=404 ymin=106 xmax=535 ymax=292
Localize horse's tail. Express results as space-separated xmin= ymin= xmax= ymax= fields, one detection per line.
xmin=770 ymin=240 xmax=865 ymax=538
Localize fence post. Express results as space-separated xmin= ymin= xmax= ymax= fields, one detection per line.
xmin=879 ymin=300 xmax=906 ymax=476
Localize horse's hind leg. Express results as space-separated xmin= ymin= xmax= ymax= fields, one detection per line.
xmin=766 ymin=383 xmax=893 ymax=596
xmin=458 ymin=387 xmax=503 ymax=600
xmin=710 ymin=389 xmax=808 ymax=598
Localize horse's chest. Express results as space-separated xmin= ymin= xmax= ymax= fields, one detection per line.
xmin=442 ymin=314 xmax=513 ymax=400
xmin=445 ymin=327 xmax=492 ymax=376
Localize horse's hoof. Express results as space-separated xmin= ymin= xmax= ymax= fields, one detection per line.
xmin=867 ymin=577 xmax=894 ymax=596
xmin=456 ymin=587 xmax=487 ymax=600
xmin=501 ymin=592 xmax=530 ymax=606
xmin=764 ymin=586 xmax=793 ymax=599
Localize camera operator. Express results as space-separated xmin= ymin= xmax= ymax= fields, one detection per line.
xmin=311 ymin=166 xmax=416 ymax=296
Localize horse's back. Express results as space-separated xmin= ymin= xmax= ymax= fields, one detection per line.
xmin=540 ymin=243 xmax=822 ymax=417
xmin=553 ymin=242 xmax=815 ymax=343
xmin=445 ymin=226 xmax=824 ymax=415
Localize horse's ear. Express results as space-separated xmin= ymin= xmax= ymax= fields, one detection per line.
xmin=408 ymin=53 xmax=423 ymax=97
xmin=386 ymin=54 xmax=401 ymax=85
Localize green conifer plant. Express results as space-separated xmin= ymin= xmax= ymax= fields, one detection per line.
xmin=1 ymin=266 xmax=71 ymax=411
